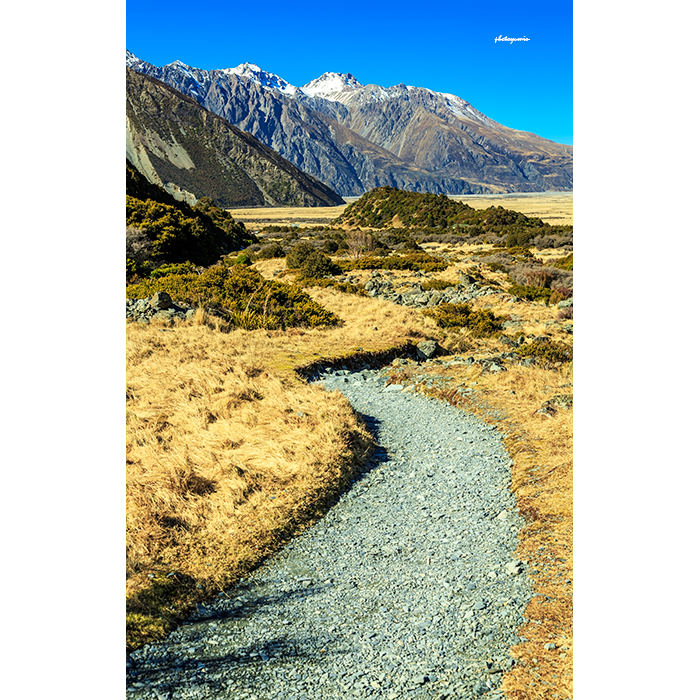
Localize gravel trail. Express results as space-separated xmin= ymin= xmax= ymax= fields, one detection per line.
xmin=127 ymin=368 xmax=532 ymax=700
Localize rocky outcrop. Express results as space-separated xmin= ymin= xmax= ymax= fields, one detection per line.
xmin=126 ymin=292 xmax=195 ymax=325
xmin=126 ymin=69 xmax=345 ymax=208
xmin=357 ymin=271 xmax=500 ymax=308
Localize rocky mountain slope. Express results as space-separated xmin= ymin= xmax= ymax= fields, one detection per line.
xmin=126 ymin=51 xmax=573 ymax=196
xmin=126 ymin=68 xmax=344 ymax=208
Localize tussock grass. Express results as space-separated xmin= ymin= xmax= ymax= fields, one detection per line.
xmin=126 ymin=289 xmax=438 ymax=652
xmin=126 ymin=321 xmax=376 ymax=651
xmin=127 ymin=231 xmax=573 ymax=697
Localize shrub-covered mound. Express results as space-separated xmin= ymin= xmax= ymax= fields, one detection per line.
xmin=126 ymin=265 xmax=340 ymax=330
xmin=423 ymin=303 xmax=503 ymax=336
xmin=334 ymin=186 xmax=572 ymax=248
xmin=126 ymin=161 xmax=256 ymax=272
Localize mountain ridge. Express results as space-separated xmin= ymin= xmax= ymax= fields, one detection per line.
xmin=126 ymin=51 xmax=572 ymax=196
xmin=126 ymin=68 xmax=345 ymax=208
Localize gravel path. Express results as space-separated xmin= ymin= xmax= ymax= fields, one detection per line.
xmin=127 ymin=368 xmax=532 ymax=700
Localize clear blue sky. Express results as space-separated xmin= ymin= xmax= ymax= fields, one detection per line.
xmin=126 ymin=0 xmax=572 ymax=145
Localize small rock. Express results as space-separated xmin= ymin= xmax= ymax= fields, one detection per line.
xmin=505 ymin=560 xmax=524 ymax=576
xmin=544 ymin=642 xmax=557 ymax=651
xmin=151 ymin=291 xmax=174 ymax=310
xmin=416 ymin=340 xmax=440 ymax=360
xmin=474 ymin=681 xmax=490 ymax=695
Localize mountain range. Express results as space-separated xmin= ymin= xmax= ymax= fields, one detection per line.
xmin=126 ymin=68 xmax=344 ymax=208
xmin=126 ymin=51 xmax=573 ymax=197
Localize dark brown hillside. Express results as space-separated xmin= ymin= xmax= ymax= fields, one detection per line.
xmin=126 ymin=69 xmax=345 ymax=208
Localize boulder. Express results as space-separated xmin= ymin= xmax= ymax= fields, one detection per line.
xmin=416 ymin=340 xmax=439 ymax=360
xmin=536 ymin=393 xmax=573 ymax=416
xmin=151 ymin=291 xmax=174 ymax=310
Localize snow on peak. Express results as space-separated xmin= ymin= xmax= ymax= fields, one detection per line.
xmin=301 ymin=72 xmax=363 ymax=100
xmin=126 ymin=50 xmax=142 ymax=68
xmin=223 ymin=62 xmax=299 ymax=95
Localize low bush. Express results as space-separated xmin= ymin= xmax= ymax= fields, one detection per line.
xmin=256 ymin=243 xmax=286 ymax=260
xmin=150 ymin=262 xmax=198 ymax=278
xmin=286 ymin=242 xmax=317 ymax=269
xmin=420 ymin=279 xmax=458 ymax=292
xmin=423 ymin=303 xmax=503 ymax=336
xmin=548 ymin=287 xmax=573 ymax=305
xmin=339 ymin=252 xmax=448 ymax=273
xmin=557 ymin=307 xmax=573 ymax=320
xmin=552 ymin=252 xmax=574 ymax=270
xmin=127 ymin=257 xmax=149 ymax=281
xmin=126 ymin=265 xmax=340 ymax=330
xmin=231 ymin=252 xmax=253 ymax=266
xmin=507 ymin=284 xmax=552 ymax=304
xmin=524 ymin=269 xmax=556 ymax=289
xmin=516 ymin=339 xmax=573 ymax=366
xmin=485 ymin=262 xmax=509 ymax=273
xmin=298 ymin=251 xmax=339 ymax=279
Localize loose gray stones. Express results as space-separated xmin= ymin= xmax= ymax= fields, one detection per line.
xmin=126 ymin=367 xmax=533 ymax=700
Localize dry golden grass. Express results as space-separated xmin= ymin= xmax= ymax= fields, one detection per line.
xmin=126 ymin=293 xmax=438 ymax=651
xmin=127 ymin=246 xmax=573 ymax=697
xmin=449 ymin=192 xmax=573 ymax=225
xmin=225 ymin=203 xmax=352 ymax=227
xmin=126 ymin=321 xmax=378 ymax=650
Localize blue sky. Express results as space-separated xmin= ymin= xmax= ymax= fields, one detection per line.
xmin=126 ymin=0 xmax=572 ymax=145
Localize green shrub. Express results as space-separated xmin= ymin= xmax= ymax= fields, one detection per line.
xmin=321 ymin=239 xmax=339 ymax=254
xmin=403 ymin=237 xmax=422 ymax=251
xmin=127 ymin=257 xmax=148 ymax=281
xmin=125 ymin=163 xmax=256 ymax=268
xmin=150 ymin=262 xmax=198 ymax=278
xmin=298 ymin=251 xmax=339 ymax=279
xmin=423 ymin=303 xmax=502 ymax=336
xmin=286 ymin=242 xmax=316 ymax=269
xmin=232 ymin=252 xmax=253 ymax=266
xmin=552 ymin=252 xmax=573 ymax=270
xmin=485 ymin=262 xmax=509 ymax=273
xmin=339 ymin=252 xmax=448 ymax=273
xmin=420 ymin=279 xmax=457 ymax=292
xmin=516 ymin=339 xmax=573 ymax=366
xmin=507 ymin=284 xmax=552 ymax=304
xmin=256 ymin=243 xmax=286 ymax=260
xmin=125 ymin=265 xmax=340 ymax=330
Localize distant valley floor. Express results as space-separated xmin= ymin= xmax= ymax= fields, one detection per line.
xmin=227 ymin=192 xmax=573 ymax=228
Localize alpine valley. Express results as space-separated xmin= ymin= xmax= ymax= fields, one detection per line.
xmin=126 ymin=51 xmax=573 ymax=198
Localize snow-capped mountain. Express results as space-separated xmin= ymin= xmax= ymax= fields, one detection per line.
xmin=301 ymin=72 xmax=364 ymax=100
xmin=223 ymin=62 xmax=300 ymax=96
xmin=125 ymin=51 xmax=573 ymax=195
xmin=300 ymin=71 xmax=494 ymax=127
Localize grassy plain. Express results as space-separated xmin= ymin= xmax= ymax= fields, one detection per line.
xmin=127 ymin=233 xmax=573 ymax=698
xmin=227 ymin=192 xmax=572 ymax=227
